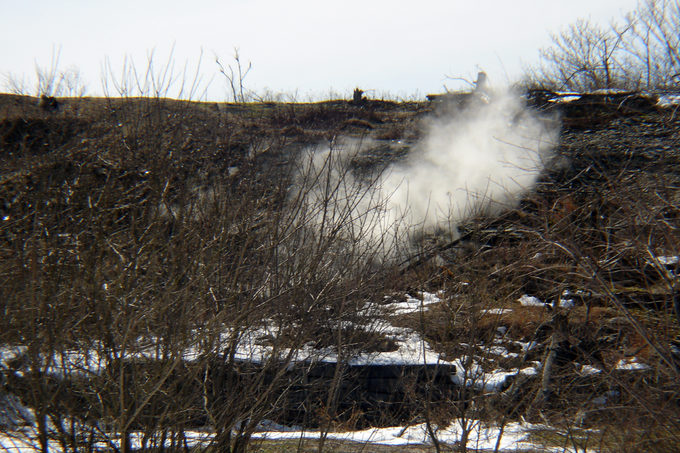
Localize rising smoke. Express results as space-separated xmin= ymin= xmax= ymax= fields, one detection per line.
xmin=293 ymin=89 xmax=560 ymax=260
xmin=385 ymin=91 xmax=558 ymax=230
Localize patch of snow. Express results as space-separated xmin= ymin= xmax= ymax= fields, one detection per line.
xmin=449 ymin=355 xmax=538 ymax=392
xmin=0 ymin=425 xmax=212 ymax=453
xmin=1 ymin=419 xmax=576 ymax=453
xmin=657 ymin=94 xmax=680 ymax=107
xmin=481 ymin=308 xmax=513 ymax=315
xmin=480 ymin=369 xmax=520 ymax=392
xmin=0 ymin=392 xmax=34 ymax=428
xmin=645 ymin=254 xmax=679 ymax=278
xmin=385 ymin=291 xmax=442 ymax=315
xmin=578 ymin=364 xmax=602 ymax=376
xmin=546 ymin=92 xmax=581 ymax=103
xmin=0 ymin=432 xmax=42 ymax=453
xmin=517 ymin=340 xmax=539 ymax=352
xmin=553 ymin=95 xmax=582 ymax=103
xmin=615 ymin=357 xmax=650 ymax=371
xmin=531 ymin=361 xmax=543 ymax=371
xmin=0 ymin=418 xmax=559 ymax=452
xmin=219 ymin=321 xmax=453 ymax=367
xmin=487 ymin=346 xmax=510 ymax=356
xmin=559 ymin=298 xmax=575 ymax=309
xmin=592 ymin=390 xmax=619 ymax=406
xmin=486 ymin=345 xmax=519 ymax=359
xmin=590 ymin=396 xmax=606 ymax=405
xmin=563 ymin=288 xmax=594 ymax=299
xmin=518 ymin=295 xmax=546 ymax=307
xmin=1 ymin=346 xmax=106 ymax=378
xmin=348 ymin=330 xmax=446 ymax=366
xmin=656 ymin=255 xmax=679 ymax=265
xmin=251 ymin=419 xmax=544 ymax=451
xmin=520 ymin=366 xmax=539 ymax=377
xmin=591 ymin=88 xmax=631 ymax=94
xmin=0 ymin=346 xmax=26 ymax=368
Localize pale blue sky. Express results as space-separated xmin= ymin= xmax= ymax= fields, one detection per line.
xmin=1 ymin=0 xmax=641 ymax=100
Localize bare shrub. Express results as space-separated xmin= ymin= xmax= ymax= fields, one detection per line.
xmin=525 ymin=0 xmax=680 ymax=91
xmin=1 ymin=53 xmax=406 ymax=453
xmin=3 ymin=45 xmax=88 ymax=98
xmin=216 ymin=48 xmax=253 ymax=103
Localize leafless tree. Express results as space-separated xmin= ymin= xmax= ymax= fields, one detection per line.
xmin=529 ymin=18 xmax=628 ymax=91
xmin=621 ymin=0 xmax=680 ymax=89
xmin=525 ymin=1 xmax=680 ymax=91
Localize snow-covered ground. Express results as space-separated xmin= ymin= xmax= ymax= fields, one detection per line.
xmin=251 ymin=418 xmax=568 ymax=452
xmin=381 ymin=291 xmax=443 ymax=315
xmin=542 ymin=91 xmax=680 ymax=109
xmin=657 ymin=94 xmax=680 ymax=107
xmin=518 ymin=293 xmax=574 ymax=309
xmin=0 ymin=419 xmax=586 ymax=453
xmin=0 ymin=290 xmax=653 ymax=453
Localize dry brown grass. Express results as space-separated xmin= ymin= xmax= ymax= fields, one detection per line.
xmin=2 ymin=91 xmax=680 ymax=452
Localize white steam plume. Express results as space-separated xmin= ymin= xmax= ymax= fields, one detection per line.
xmin=293 ymin=90 xmax=559 ymax=259
xmin=383 ymin=92 xmax=558 ymax=231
